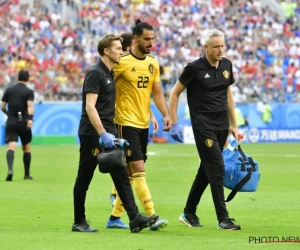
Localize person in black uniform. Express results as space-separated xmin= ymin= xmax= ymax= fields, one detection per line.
xmin=169 ymin=29 xmax=241 ymax=230
xmin=1 ymin=70 xmax=34 ymax=181
xmin=72 ymin=34 xmax=158 ymax=233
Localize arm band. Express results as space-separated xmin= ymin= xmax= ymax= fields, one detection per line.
xmin=28 ymin=115 xmax=34 ymax=121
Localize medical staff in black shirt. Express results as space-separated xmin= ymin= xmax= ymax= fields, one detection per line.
xmin=169 ymin=29 xmax=241 ymax=230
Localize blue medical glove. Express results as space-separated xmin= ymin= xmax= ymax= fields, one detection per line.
xmin=170 ymin=124 xmax=183 ymax=143
xmin=99 ymin=132 xmax=116 ymax=148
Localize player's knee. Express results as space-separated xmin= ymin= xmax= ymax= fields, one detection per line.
xmin=129 ymin=161 xmax=145 ymax=173
xmin=8 ymin=142 xmax=16 ymax=151
xmin=22 ymin=143 xmax=31 ymax=152
xmin=126 ymin=164 xmax=133 ymax=177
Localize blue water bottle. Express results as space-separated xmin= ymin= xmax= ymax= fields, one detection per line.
xmin=228 ymin=131 xmax=246 ymax=151
xmin=99 ymin=137 xmax=129 ymax=149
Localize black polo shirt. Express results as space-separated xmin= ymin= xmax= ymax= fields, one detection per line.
xmin=179 ymin=56 xmax=235 ymax=130
xmin=1 ymin=83 xmax=34 ymax=120
xmin=78 ymin=59 xmax=116 ymax=136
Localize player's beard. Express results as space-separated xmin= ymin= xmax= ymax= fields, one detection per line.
xmin=138 ymin=43 xmax=151 ymax=54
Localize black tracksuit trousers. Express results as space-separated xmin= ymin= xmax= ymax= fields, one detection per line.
xmin=184 ymin=129 xmax=229 ymax=222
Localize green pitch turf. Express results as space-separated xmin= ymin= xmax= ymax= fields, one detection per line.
xmin=0 ymin=143 xmax=300 ymax=250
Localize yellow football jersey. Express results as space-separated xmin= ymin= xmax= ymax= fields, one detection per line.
xmin=114 ymin=52 xmax=160 ymax=128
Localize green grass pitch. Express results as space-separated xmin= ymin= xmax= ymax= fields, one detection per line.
xmin=0 ymin=143 xmax=300 ymax=250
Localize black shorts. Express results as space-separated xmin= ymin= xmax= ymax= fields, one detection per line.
xmin=5 ymin=119 xmax=32 ymax=145
xmin=117 ymin=125 xmax=148 ymax=162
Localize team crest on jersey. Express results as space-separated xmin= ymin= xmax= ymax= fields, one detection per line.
xmin=205 ymin=139 xmax=213 ymax=148
xmin=223 ymin=70 xmax=230 ymax=79
xmin=148 ymin=64 xmax=154 ymax=74
xmin=92 ymin=148 xmax=100 ymax=157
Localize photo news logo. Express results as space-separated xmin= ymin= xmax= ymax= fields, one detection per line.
xmin=249 ymin=236 xmax=300 ymax=244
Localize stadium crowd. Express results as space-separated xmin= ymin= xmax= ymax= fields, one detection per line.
xmin=1 ymin=0 xmax=300 ymax=103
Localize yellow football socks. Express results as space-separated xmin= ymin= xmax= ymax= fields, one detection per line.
xmin=111 ymin=177 xmax=133 ymax=217
xmin=111 ymin=193 xmax=125 ymax=217
xmin=132 ymin=172 xmax=155 ymax=216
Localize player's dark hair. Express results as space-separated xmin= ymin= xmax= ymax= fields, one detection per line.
xmin=18 ymin=70 xmax=30 ymax=82
xmin=132 ymin=19 xmax=153 ymax=36
xmin=120 ymin=32 xmax=133 ymax=51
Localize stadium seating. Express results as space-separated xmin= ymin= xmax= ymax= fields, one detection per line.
xmin=0 ymin=0 xmax=299 ymax=103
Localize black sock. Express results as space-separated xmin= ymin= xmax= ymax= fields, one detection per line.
xmin=23 ymin=152 xmax=31 ymax=176
xmin=109 ymin=215 xmax=120 ymax=221
xmin=6 ymin=150 xmax=14 ymax=173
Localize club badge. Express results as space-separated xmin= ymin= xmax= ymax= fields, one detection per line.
xmin=223 ymin=70 xmax=229 ymax=79
xmin=205 ymin=139 xmax=213 ymax=148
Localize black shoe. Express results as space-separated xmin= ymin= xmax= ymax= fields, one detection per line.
xmin=72 ymin=221 xmax=99 ymax=232
xmin=129 ymin=213 xmax=159 ymax=233
xmin=24 ymin=175 xmax=33 ymax=180
xmin=6 ymin=174 xmax=13 ymax=181
xmin=218 ymin=218 xmax=241 ymax=230
xmin=179 ymin=212 xmax=203 ymax=227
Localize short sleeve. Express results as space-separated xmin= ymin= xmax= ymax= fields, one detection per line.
xmin=153 ymin=60 xmax=160 ymax=83
xmin=84 ymin=70 xmax=102 ymax=94
xmin=28 ymin=90 xmax=34 ymax=101
xmin=230 ymin=62 xmax=235 ymax=85
xmin=178 ymin=64 xmax=195 ymax=88
xmin=1 ymin=90 xmax=8 ymax=102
